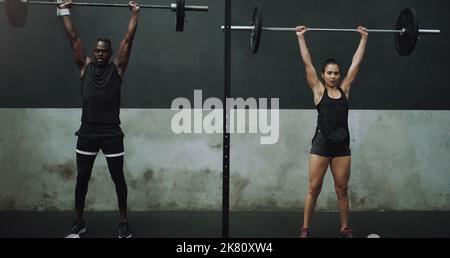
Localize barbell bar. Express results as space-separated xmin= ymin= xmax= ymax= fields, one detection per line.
xmin=1 ymin=0 xmax=209 ymax=31
xmin=222 ymin=26 xmax=440 ymax=34
xmin=221 ymin=4 xmax=440 ymax=55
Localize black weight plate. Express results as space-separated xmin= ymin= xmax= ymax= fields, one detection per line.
xmin=395 ymin=8 xmax=419 ymax=56
xmin=176 ymin=0 xmax=185 ymax=32
xmin=250 ymin=4 xmax=262 ymax=54
xmin=5 ymin=0 xmax=28 ymax=27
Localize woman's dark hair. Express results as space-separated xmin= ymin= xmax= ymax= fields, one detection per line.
xmin=321 ymin=58 xmax=341 ymax=73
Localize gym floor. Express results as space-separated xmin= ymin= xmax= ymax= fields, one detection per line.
xmin=0 ymin=211 xmax=449 ymax=238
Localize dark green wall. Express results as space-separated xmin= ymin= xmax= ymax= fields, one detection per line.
xmin=1 ymin=0 xmax=449 ymax=109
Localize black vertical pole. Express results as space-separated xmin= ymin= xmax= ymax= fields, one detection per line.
xmin=222 ymin=0 xmax=231 ymax=238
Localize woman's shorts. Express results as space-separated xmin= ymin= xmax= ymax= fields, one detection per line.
xmin=310 ymin=131 xmax=351 ymax=158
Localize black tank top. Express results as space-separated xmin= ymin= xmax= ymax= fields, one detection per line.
xmin=80 ymin=62 xmax=122 ymax=124
xmin=314 ymin=87 xmax=350 ymax=146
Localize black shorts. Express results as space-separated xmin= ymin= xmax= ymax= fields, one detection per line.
xmin=76 ymin=135 xmax=124 ymax=158
xmin=310 ymin=131 xmax=351 ymax=158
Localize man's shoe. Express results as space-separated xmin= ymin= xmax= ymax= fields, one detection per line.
xmin=65 ymin=219 xmax=86 ymax=238
xmin=118 ymin=220 xmax=132 ymax=238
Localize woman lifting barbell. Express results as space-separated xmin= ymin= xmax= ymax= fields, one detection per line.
xmin=296 ymin=25 xmax=368 ymax=238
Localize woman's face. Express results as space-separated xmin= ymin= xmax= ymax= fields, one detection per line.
xmin=321 ymin=64 xmax=341 ymax=87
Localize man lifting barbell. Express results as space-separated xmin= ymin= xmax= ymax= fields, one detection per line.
xmin=296 ymin=25 xmax=368 ymax=238
xmin=60 ymin=0 xmax=139 ymax=239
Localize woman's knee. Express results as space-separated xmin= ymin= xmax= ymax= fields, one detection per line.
xmin=334 ymin=184 xmax=348 ymax=197
xmin=308 ymin=184 xmax=322 ymax=197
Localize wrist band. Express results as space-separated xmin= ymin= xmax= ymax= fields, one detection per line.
xmin=57 ymin=8 xmax=71 ymax=16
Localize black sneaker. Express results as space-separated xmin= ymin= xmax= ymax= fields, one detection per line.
xmin=65 ymin=219 xmax=86 ymax=238
xmin=118 ymin=221 xmax=132 ymax=238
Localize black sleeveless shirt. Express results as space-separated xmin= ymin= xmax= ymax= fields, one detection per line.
xmin=314 ymin=87 xmax=350 ymax=146
xmin=80 ymin=62 xmax=122 ymax=124
xmin=76 ymin=62 xmax=124 ymax=139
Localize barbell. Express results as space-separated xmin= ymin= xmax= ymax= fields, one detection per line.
xmin=1 ymin=0 xmax=209 ymax=31
xmin=221 ymin=4 xmax=440 ymax=55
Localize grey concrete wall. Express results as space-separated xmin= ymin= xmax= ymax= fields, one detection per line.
xmin=0 ymin=108 xmax=449 ymax=211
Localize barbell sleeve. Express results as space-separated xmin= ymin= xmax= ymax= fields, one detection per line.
xmin=417 ymin=29 xmax=441 ymax=34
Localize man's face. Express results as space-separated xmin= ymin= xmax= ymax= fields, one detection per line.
xmin=92 ymin=41 xmax=112 ymax=66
